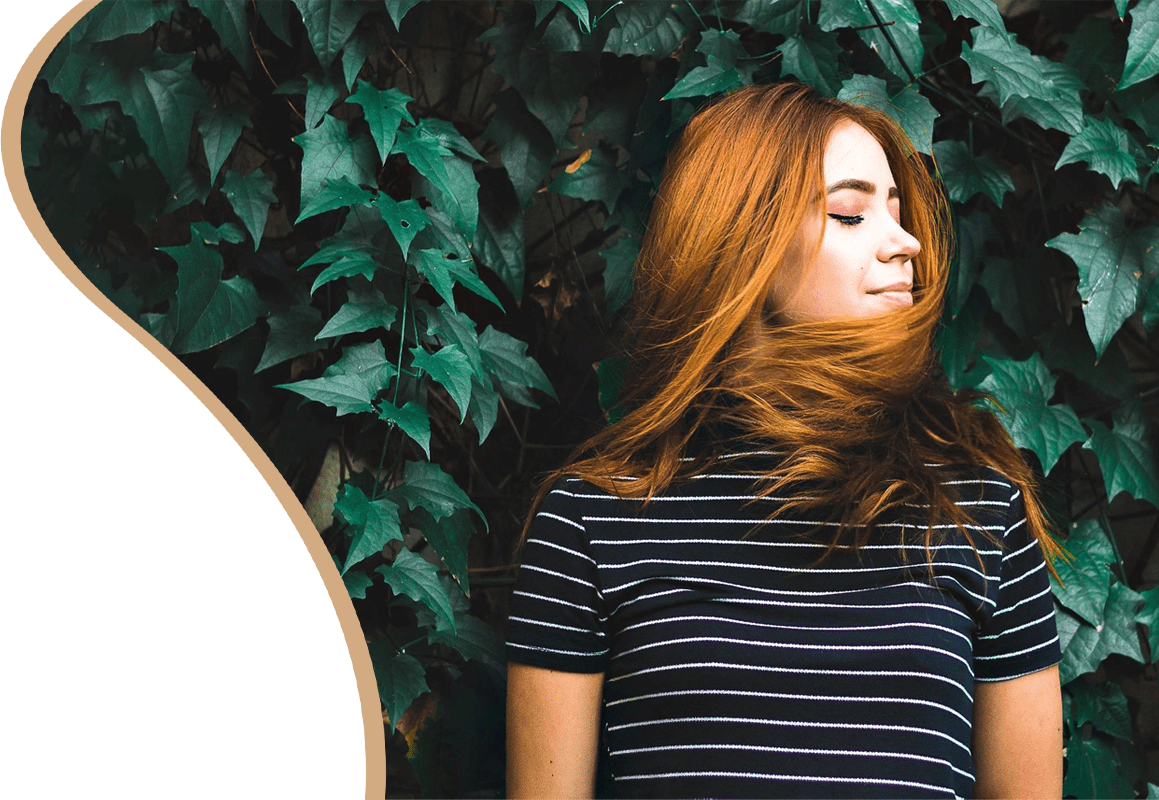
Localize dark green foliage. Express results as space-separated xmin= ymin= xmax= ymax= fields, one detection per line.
xmin=22 ymin=0 xmax=1159 ymax=795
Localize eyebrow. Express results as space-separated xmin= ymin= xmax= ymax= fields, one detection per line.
xmin=826 ymin=179 xmax=900 ymax=199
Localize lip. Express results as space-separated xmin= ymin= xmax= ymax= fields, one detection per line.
xmin=871 ymin=290 xmax=913 ymax=307
xmin=870 ymin=282 xmax=913 ymax=294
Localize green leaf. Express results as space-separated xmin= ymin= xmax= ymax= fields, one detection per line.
xmin=376 ymin=399 xmax=432 ymax=458
xmin=1046 ymin=204 xmax=1151 ymax=358
xmin=1063 ymin=733 xmax=1137 ymax=800
xmin=293 ymin=113 xmax=378 ymax=211
xmin=837 ymin=76 xmax=938 ymax=155
xmin=384 ymin=0 xmax=424 ymax=30
xmin=1140 ymin=586 xmax=1159 ymax=661
xmin=475 ymin=169 xmax=526 ymax=298
xmin=482 ymin=88 xmax=556 ymax=207
xmin=377 ymin=548 xmax=456 ymax=633
xmin=1056 ymin=116 xmax=1137 ymax=190
xmin=335 ymin=483 xmax=404 ymax=572
xmin=413 ymin=507 xmax=474 ymax=596
xmin=984 ymin=59 xmax=1084 ymax=136
xmin=479 ymin=325 xmax=557 ymax=407
xmin=1051 ymin=518 xmax=1115 ymax=628
xmin=188 ymin=0 xmax=251 ymax=74
xmin=255 ymin=304 xmax=323 ymax=373
xmin=197 ymin=103 xmax=247 ymax=185
xmin=411 ymin=249 xmax=502 ymax=314
xmin=775 ymin=24 xmax=843 ymax=97
xmin=412 ymin=345 xmax=473 ymax=422
xmin=80 ymin=51 xmax=203 ymax=189
xmin=1083 ymin=401 xmax=1159 ymax=507
xmin=597 ymin=354 xmax=628 ymax=424
xmin=366 ymin=642 xmax=428 ymax=730
xmin=1038 ymin=320 xmax=1135 ymax=401
xmin=555 ymin=0 xmax=591 ymax=33
xmin=340 ymin=26 xmax=376 ymax=90
xmin=961 ymin=26 xmax=1060 ymax=106
xmin=348 ymin=82 xmax=414 ymax=162
xmin=468 ymin=376 xmax=500 ymax=444
xmin=933 ymin=139 xmax=1013 ymax=205
xmin=304 ymin=66 xmax=346 ymax=130
xmin=415 ymin=148 xmax=480 ymax=242
xmin=548 ymin=146 xmax=631 ymax=212
xmin=277 ymin=341 xmax=397 ymax=416
xmin=936 ymin=291 xmax=986 ymax=387
xmin=428 ymin=612 xmax=506 ymax=678
xmin=317 ymin=286 xmax=399 ymax=339
xmin=310 ymin=251 xmax=384 ymax=295
xmin=941 ymin=0 xmax=1005 ymax=31
xmin=80 ymin=0 xmax=178 ymax=42
xmin=1061 ymin=581 xmax=1147 ymax=683
xmin=1070 ymin=681 xmax=1132 ymax=741
xmin=295 ymin=176 xmax=376 ymax=224
xmin=976 ymin=353 xmax=1086 ymax=474
xmin=601 ymin=235 xmax=638 ymax=319
xmin=155 ymin=236 xmax=263 ymax=355
xmin=603 ymin=2 xmax=685 ymax=59
xmin=292 ymin=0 xmax=366 ymax=68
xmin=389 ymin=460 xmax=485 ymax=527
xmin=1120 ymin=0 xmax=1159 ymax=90
xmin=162 ymin=168 xmax=212 ymax=215
xmin=222 ymin=169 xmax=278 ymax=252
xmin=819 ymin=0 xmax=922 ymax=82
xmin=372 ymin=195 xmax=427 ymax=260
xmin=189 ymin=221 xmax=245 ymax=246
xmin=420 ymin=118 xmax=486 ymax=163
xmin=422 ymin=302 xmax=485 ymax=381
xmin=343 ymin=568 xmax=373 ymax=600
xmin=21 ymin=114 xmax=46 ymax=168
xmin=663 ymin=62 xmax=742 ymax=101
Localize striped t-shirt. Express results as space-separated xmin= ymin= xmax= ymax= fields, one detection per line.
xmin=505 ymin=451 xmax=1061 ymax=799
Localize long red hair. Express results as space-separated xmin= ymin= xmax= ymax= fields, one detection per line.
xmin=529 ymin=82 xmax=1063 ymax=572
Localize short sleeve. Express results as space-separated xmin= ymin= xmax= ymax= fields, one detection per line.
xmin=505 ymin=479 xmax=610 ymax=673
xmin=973 ymin=484 xmax=1062 ymax=681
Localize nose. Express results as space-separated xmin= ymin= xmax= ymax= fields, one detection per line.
xmin=879 ymin=220 xmax=921 ymax=264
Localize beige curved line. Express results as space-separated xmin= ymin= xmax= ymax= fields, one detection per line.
xmin=1 ymin=2 xmax=386 ymax=797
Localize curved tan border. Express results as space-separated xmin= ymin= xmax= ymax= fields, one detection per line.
xmin=1 ymin=3 xmax=386 ymax=797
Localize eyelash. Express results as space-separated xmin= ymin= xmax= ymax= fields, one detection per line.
xmin=828 ymin=213 xmax=864 ymax=226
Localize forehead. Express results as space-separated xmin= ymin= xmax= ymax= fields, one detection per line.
xmin=822 ymin=121 xmax=896 ymax=187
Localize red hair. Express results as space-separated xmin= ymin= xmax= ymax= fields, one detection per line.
xmin=528 ymin=82 xmax=1063 ymax=572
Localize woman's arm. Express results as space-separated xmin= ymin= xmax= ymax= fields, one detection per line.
xmin=972 ymin=664 xmax=1063 ymax=799
xmin=507 ymin=662 xmax=605 ymax=799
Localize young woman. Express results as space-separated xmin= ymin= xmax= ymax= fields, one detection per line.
xmin=505 ymin=82 xmax=1063 ymax=799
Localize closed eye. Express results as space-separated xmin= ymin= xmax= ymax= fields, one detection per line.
xmin=828 ymin=213 xmax=863 ymax=226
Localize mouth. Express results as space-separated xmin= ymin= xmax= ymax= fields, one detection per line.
xmin=869 ymin=282 xmax=913 ymax=294
xmin=868 ymin=284 xmax=913 ymax=307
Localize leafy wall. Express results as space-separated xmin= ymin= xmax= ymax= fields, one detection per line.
xmin=20 ymin=0 xmax=1159 ymax=795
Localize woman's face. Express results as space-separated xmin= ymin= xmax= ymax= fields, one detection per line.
xmin=768 ymin=121 xmax=921 ymax=323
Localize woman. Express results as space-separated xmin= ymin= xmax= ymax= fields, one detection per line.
xmin=505 ymin=82 xmax=1063 ymax=799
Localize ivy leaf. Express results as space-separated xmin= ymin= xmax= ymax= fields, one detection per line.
xmin=942 ymin=0 xmax=1005 ymax=31
xmin=411 ymin=249 xmax=503 ymax=314
xmin=335 ymin=483 xmax=404 ymax=573
xmin=222 ymin=169 xmax=278 ymax=251
xmin=984 ymin=59 xmax=1084 ymax=136
xmin=977 ymin=353 xmax=1086 ymax=474
xmin=1046 ymin=204 xmax=1150 ymax=358
xmin=310 ymin=251 xmax=386 ymax=295
xmin=343 ymin=568 xmax=373 ymax=600
xmin=1061 ymin=581 xmax=1148 ymax=683
xmin=366 ymin=642 xmax=428 ymax=731
xmin=423 ymin=302 xmax=485 ymax=382
xmin=663 ymin=62 xmax=742 ymax=100
xmin=482 ymin=88 xmax=556 ymax=207
xmin=197 ymin=102 xmax=247 ymax=185
xmin=1070 ymin=681 xmax=1132 ymax=741
xmin=777 ymin=24 xmax=843 ymax=97
xmin=1050 ymin=518 xmax=1115 ymax=628
xmin=376 ymin=399 xmax=432 ymax=458
xmin=189 ymin=221 xmax=245 ymax=246
xmin=293 ymin=114 xmax=378 ymax=211
xmin=1083 ymin=401 xmax=1159 ymax=507
xmin=292 ymin=0 xmax=366 ymax=68
xmin=383 ymin=0 xmax=424 ymax=30
xmin=468 ymin=376 xmax=500 ymax=444
xmin=548 ymin=146 xmax=631 ymax=213
xmin=340 ymin=26 xmax=376 ymax=90
xmin=80 ymin=0 xmax=177 ymax=42
xmin=255 ymin=304 xmax=323 ymax=373
xmin=304 ymin=66 xmax=346 ymax=130
xmin=819 ymin=0 xmax=923 ymax=83
xmin=295 ymin=176 xmax=375 ymax=224
xmin=188 ymin=0 xmax=251 ymax=74
xmin=411 ymin=344 xmax=473 ymax=422
xmin=393 ymin=120 xmax=452 ymax=186
xmin=373 ymin=195 xmax=427 ymax=260
xmin=936 ymin=291 xmax=986 ymax=387
xmin=427 ymin=612 xmax=506 ymax=678
xmin=1120 ymin=0 xmax=1159 ymax=90
xmin=1038 ymin=320 xmax=1135 ymax=402
xmin=257 ymin=0 xmax=293 ymax=45
xmin=1063 ymin=733 xmax=1137 ymax=800
xmin=316 ymin=286 xmax=399 ymax=340
xmin=80 ymin=51 xmax=202 ymax=189
xmin=1056 ymin=116 xmax=1137 ymax=190
xmin=155 ymin=236 xmax=263 ymax=355
xmin=961 ymin=26 xmax=1059 ymax=106
xmin=420 ymin=118 xmax=486 ymax=163
xmin=601 ymin=234 xmax=638 ymax=319
xmin=389 ymin=460 xmax=485 ymax=528
xmin=603 ymin=2 xmax=685 ymax=59
xmin=348 ymin=83 xmax=414 ymax=162
xmin=837 ymin=76 xmax=938 ymax=155
xmin=415 ymin=148 xmax=480 ymax=242
xmin=479 ymin=325 xmax=557 ymax=407
xmin=1140 ymin=586 xmax=1159 ymax=661
xmin=933 ymin=139 xmax=1014 ymax=205
xmin=277 ymin=341 xmax=397 ymax=416
xmin=554 ymin=0 xmax=591 ymax=33
xmin=413 ymin=508 xmax=474 ymax=596
xmin=475 ymin=169 xmax=526 ymax=298
xmin=728 ymin=0 xmax=806 ymax=37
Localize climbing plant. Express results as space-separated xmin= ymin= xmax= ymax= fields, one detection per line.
xmin=20 ymin=0 xmax=1159 ymax=795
